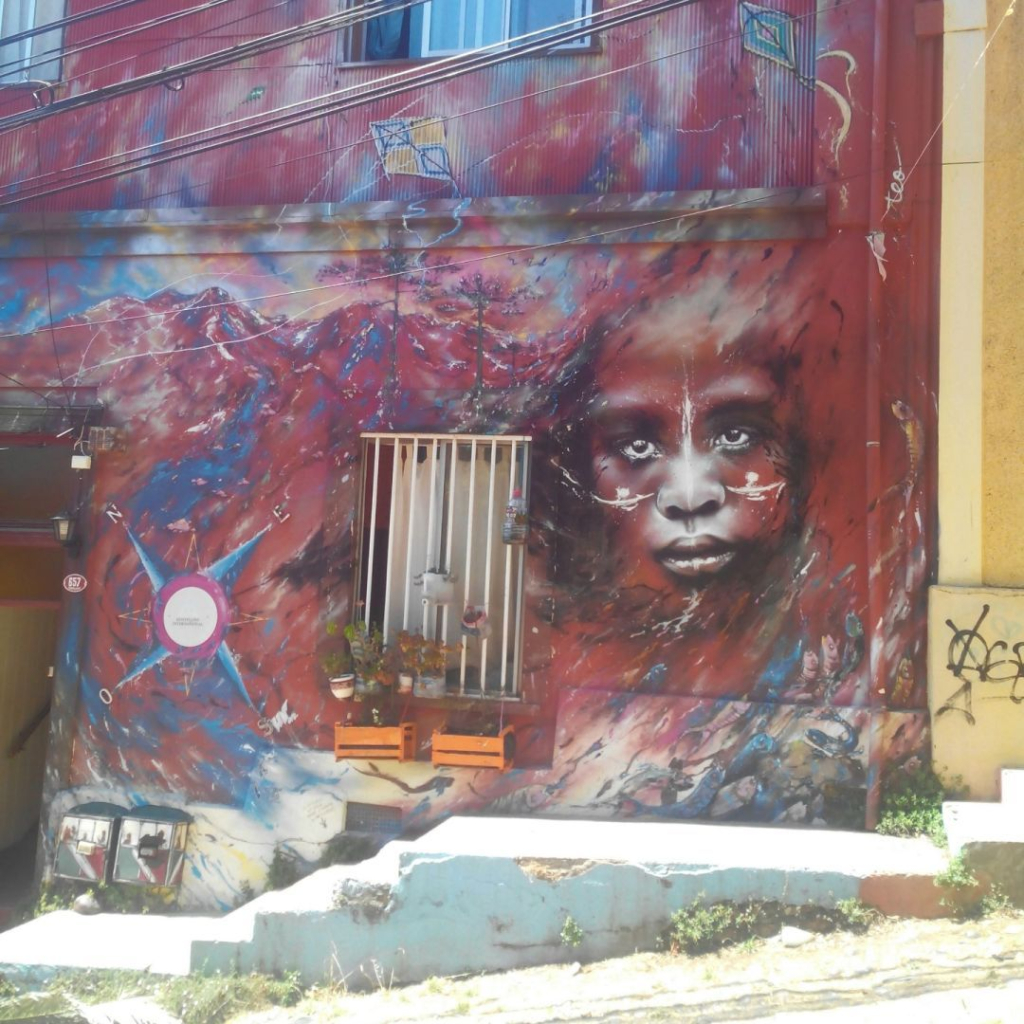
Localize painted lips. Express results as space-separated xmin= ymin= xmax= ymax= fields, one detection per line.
xmin=657 ymin=540 xmax=737 ymax=579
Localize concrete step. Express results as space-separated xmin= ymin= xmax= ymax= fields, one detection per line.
xmin=0 ymin=817 xmax=953 ymax=989
xmin=944 ymin=799 xmax=1024 ymax=856
xmin=1000 ymin=767 xmax=1024 ymax=807
xmin=189 ymin=817 xmax=951 ymax=987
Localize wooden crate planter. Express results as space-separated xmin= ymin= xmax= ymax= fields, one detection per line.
xmin=335 ymin=722 xmax=416 ymax=762
xmin=431 ymin=725 xmax=515 ymax=772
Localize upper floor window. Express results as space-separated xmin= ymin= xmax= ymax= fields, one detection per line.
xmin=0 ymin=0 xmax=64 ymax=84
xmin=346 ymin=0 xmax=593 ymax=63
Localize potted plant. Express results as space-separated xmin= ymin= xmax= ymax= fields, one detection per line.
xmin=393 ymin=630 xmax=422 ymax=694
xmin=343 ymin=621 xmax=390 ymax=696
xmin=412 ymin=635 xmax=462 ymax=698
xmin=322 ymin=623 xmax=356 ymax=699
xmin=431 ymin=716 xmax=515 ymax=772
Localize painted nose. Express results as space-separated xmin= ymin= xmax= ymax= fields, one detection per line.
xmin=655 ymin=453 xmax=726 ymax=519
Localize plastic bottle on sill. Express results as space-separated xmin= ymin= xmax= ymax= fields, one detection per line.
xmin=502 ymin=488 xmax=528 ymax=545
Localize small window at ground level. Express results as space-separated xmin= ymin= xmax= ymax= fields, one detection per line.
xmin=341 ymin=0 xmax=593 ymax=62
xmin=356 ymin=433 xmax=531 ymax=698
xmin=0 ymin=0 xmax=65 ymax=85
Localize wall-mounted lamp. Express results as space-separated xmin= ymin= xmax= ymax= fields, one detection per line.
xmin=51 ymin=512 xmax=81 ymax=555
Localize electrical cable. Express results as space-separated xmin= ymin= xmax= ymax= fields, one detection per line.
xmin=131 ymin=0 xmax=830 ymax=209
xmin=2 ymin=0 xmax=698 ymax=205
xmin=0 ymin=2 xmax=316 ymax=126
xmin=0 ymin=0 xmax=155 ymax=47
xmin=0 ymin=0 xmax=869 ymax=347
xmin=0 ymin=368 xmax=69 ymax=407
xmin=0 ymin=0 xmax=246 ymax=82
xmin=32 ymin=122 xmax=75 ymax=420
xmin=36 ymin=179 xmax=882 ymax=384
xmin=1 ymin=175 xmax=856 ymax=352
xmin=0 ymin=0 xmax=434 ymax=129
xmin=0 ymin=0 xmax=638 ymax=161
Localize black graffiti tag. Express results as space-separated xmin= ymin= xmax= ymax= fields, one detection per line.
xmin=939 ymin=604 xmax=1024 ymax=725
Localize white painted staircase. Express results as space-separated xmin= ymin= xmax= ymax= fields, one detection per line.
xmin=943 ymin=768 xmax=1024 ymax=903
xmin=944 ymin=768 xmax=1024 ymax=852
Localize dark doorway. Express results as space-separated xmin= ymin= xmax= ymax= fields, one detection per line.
xmin=0 ymin=442 xmax=75 ymax=923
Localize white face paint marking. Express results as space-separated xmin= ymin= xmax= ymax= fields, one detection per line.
xmin=681 ymin=387 xmax=696 ymax=518
xmin=592 ymin=488 xmax=655 ymax=511
xmin=725 ymin=480 xmax=786 ymax=502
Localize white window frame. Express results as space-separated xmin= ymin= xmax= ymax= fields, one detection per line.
xmin=340 ymin=0 xmax=594 ymax=64
xmin=419 ymin=0 xmax=593 ymax=57
xmin=0 ymin=0 xmax=65 ymax=85
xmin=356 ymin=432 xmax=531 ymax=699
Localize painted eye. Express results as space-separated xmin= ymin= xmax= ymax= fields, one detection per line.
xmin=714 ymin=428 xmax=753 ymax=451
xmin=618 ymin=439 xmax=660 ymax=463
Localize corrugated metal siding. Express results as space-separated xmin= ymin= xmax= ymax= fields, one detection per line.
xmin=2 ymin=0 xmax=816 ymax=210
xmin=0 ymin=607 xmax=56 ymax=850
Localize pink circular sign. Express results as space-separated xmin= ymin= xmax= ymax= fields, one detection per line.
xmin=151 ymin=573 xmax=230 ymax=659
xmin=63 ymin=574 xmax=87 ymax=593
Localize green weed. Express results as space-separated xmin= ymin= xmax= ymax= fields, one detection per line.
xmin=47 ymin=967 xmax=160 ymax=1004
xmin=876 ymin=763 xmax=959 ymax=846
xmin=319 ymin=832 xmax=380 ymax=868
xmin=233 ymin=879 xmax=257 ymax=908
xmin=834 ymin=898 xmax=878 ymax=931
xmin=159 ymin=970 xmax=302 ymax=1024
xmin=667 ymin=898 xmax=763 ymax=956
xmin=560 ymin=915 xmax=584 ymax=948
xmin=265 ymin=845 xmax=302 ymax=891
xmin=935 ymin=853 xmax=980 ymax=913
xmin=31 ymin=879 xmax=178 ymax=918
xmin=980 ymin=885 xmax=1013 ymax=917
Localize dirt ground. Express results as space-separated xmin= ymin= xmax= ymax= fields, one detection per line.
xmin=231 ymin=912 xmax=1024 ymax=1023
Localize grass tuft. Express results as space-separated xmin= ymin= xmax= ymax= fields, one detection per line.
xmin=876 ymin=762 xmax=957 ymax=846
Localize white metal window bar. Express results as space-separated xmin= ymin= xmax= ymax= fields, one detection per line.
xmin=357 ymin=432 xmax=531 ymax=698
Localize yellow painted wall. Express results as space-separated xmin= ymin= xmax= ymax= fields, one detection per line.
xmin=0 ymin=546 xmax=64 ymax=602
xmin=0 ymin=607 xmax=57 ymax=849
xmin=932 ymin=2 xmax=1024 ymax=797
xmin=982 ymin=0 xmax=1024 ymax=585
xmin=929 ymin=586 xmax=1024 ymax=799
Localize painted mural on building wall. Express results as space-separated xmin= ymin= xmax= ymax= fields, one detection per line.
xmin=0 ymin=0 xmax=940 ymax=907
xmin=2 ymin=0 xmax=844 ymax=213
xmin=1 ymin=222 xmax=932 ymax=903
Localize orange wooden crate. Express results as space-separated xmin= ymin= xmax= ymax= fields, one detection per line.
xmin=335 ymin=722 xmax=416 ymax=762
xmin=431 ymin=725 xmax=515 ymax=771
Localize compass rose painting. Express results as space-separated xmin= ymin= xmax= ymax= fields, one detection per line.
xmin=102 ymin=520 xmax=271 ymax=711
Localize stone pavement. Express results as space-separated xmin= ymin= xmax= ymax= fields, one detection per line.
xmin=227 ymin=913 xmax=1024 ymax=1024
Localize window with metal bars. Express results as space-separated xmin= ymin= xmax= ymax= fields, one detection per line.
xmin=356 ymin=433 xmax=530 ymax=698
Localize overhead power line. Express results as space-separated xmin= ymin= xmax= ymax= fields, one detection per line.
xmin=2 ymin=0 xmax=697 ymax=207
xmin=131 ymin=0 xmax=831 ymax=210
xmin=0 ymin=0 xmax=155 ymax=47
xmin=0 ymin=0 xmax=432 ymax=130
xmin=0 ymin=0 xmax=245 ymax=81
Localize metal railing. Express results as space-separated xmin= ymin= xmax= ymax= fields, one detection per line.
xmin=358 ymin=432 xmax=530 ymax=697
